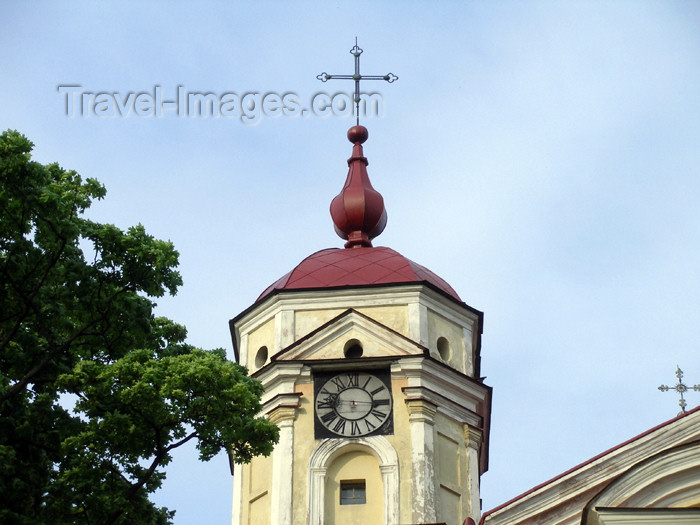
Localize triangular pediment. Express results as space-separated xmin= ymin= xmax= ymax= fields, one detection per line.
xmin=271 ymin=309 xmax=428 ymax=362
xmin=585 ymin=439 xmax=700 ymax=514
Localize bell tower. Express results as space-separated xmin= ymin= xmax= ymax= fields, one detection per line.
xmin=229 ymin=121 xmax=491 ymax=525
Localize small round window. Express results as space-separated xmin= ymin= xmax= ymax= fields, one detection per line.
xmin=437 ymin=337 xmax=451 ymax=361
xmin=255 ymin=346 xmax=269 ymax=368
xmin=343 ymin=339 xmax=363 ymax=359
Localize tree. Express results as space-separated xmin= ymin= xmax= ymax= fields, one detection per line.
xmin=0 ymin=130 xmax=278 ymax=524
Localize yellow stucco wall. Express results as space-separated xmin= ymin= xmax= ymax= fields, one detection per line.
xmin=295 ymin=305 xmax=407 ymax=342
xmin=428 ymin=309 xmax=467 ymax=373
xmin=295 ymin=308 xmax=345 ymax=340
xmin=356 ymin=305 xmax=409 ymax=337
xmin=241 ymin=453 xmax=272 ymax=525
xmin=325 ymin=450 xmax=383 ymax=525
xmin=247 ymin=317 xmax=275 ymax=372
xmin=292 ymin=380 xmax=315 ymax=523
xmin=434 ymin=413 xmax=469 ymax=525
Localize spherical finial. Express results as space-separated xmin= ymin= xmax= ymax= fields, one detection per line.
xmin=347 ymin=125 xmax=368 ymax=144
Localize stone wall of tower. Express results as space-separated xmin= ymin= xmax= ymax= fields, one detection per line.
xmin=231 ymin=284 xmax=490 ymax=525
xmin=235 ymin=286 xmax=479 ymax=376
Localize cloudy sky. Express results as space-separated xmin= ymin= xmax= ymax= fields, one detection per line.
xmin=2 ymin=1 xmax=699 ymax=523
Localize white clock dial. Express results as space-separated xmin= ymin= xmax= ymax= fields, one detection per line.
xmin=315 ymin=371 xmax=392 ymax=437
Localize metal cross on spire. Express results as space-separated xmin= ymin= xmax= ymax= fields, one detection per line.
xmin=317 ymin=38 xmax=398 ymax=125
xmin=658 ymin=366 xmax=700 ymax=416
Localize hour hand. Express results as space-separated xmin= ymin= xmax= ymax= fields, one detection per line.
xmin=317 ymin=394 xmax=339 ymax=410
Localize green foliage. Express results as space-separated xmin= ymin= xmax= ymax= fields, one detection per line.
xmin=0 ymin=130 xmax=278 ymax=524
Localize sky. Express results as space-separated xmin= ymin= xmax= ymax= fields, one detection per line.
xmin=2 ymin=1 xmax=699 ymax=523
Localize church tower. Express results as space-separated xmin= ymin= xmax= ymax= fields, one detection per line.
xmin=229 ymin=122 xmax=491 ymax=525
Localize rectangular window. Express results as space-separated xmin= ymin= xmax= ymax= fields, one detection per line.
xmin=339 ymin=480 xmax=366 ymax=505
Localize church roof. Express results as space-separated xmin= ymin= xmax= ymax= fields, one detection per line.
xmin=480 ymin=405 xmax=700 ymax=525
xmin=256 ymin=246 xmax=462 ymax=302
xmin=256 ymin=125 xmax=462 ymax=305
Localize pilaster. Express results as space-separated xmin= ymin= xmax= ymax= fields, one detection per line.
xmin=275 ymin=309 xmax=295 ymax=353
xmin=232 ymin=462 xmax=242 ymax=525
xmin=406 ymin=398 xmax=438 ymax=523
xmin=239 ymin=333 xmax=249 ymax=368
xmin=266 ymin=395 xmax=301 ymax=525
xmin=462 ymin=326 xmax=474 ymax=376
xmin=407 ymin=302 xmax=429 ymax=348
xmin=464 ymin=424 xmax=483 ymax=523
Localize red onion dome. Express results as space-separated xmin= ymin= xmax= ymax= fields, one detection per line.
xmin=330 ymin=126 xmax=387 ymax=248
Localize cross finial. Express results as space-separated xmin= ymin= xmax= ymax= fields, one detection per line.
xmin=317 ymin=38 xmax=398 ymax=125
xmin=658 ymin=366 xmax=700 ymax=416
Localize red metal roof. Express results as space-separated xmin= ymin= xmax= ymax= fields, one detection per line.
xmin=256 ymin=246 xmax=462 ymax=303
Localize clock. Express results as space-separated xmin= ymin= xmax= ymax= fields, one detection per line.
xmin=314 ymin=370 xmax=393 ymax=438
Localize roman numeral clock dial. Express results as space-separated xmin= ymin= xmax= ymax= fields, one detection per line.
xmin=314 ymin=371 xmax=393 ymax=438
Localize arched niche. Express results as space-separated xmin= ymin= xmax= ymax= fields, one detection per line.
xmin=307 ymin=436 xmax=399 ymax=525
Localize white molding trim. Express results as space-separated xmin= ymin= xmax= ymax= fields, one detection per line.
xmin=255 ymin=362 xmax=305 ymax=403
xmin=587 ymin=440 xmax=700 ymax=512
xmin=591 ymin=507 xmax=700 ymax=525
xmin=399 ymin=359 xmax=489 ymax=427
xmin=276 ymin=310 xmax=425 ymax=362
xmin=233 ymin=284 xmax=480 ymax=355
xmin=484 ymin=411 xmax=700 ymax=525
xmin=307 ymin=436 xmax=400 ymax=525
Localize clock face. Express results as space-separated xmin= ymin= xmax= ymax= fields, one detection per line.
xmin=314 ymin=371 xmax=393 ymax=438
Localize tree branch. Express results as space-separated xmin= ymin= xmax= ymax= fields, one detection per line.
xmin=104 ymin=430 xmax=198 ymax=525
xmin=0 ymin=285 xmax=129 ymax=404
